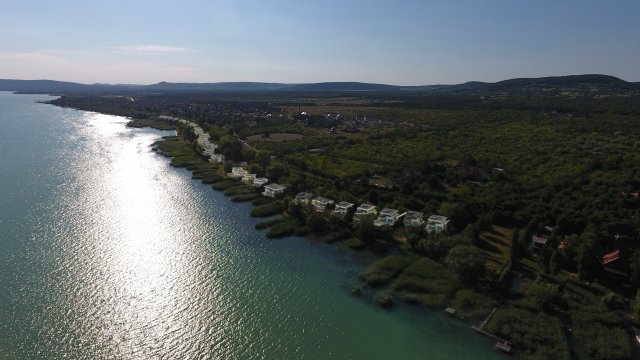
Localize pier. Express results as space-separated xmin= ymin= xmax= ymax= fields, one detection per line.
xmin=471 ymin=307 xmax=512 ymax=354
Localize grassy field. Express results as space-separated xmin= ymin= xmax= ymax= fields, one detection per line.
xmin=477 ymin=225 xmax=513 ymax=272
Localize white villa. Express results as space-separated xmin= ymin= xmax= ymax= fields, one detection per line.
xmin=209 ymin=154 xmax=225 ymax=163
xmin=374 ymin=208 xmax=400 ymax=227
xmin=294 ymin=192 xmax=314 ymax=205
xmin=253 ymin=177 xmax=269 ymax=188
xmin=403 ymin=211 xmax=425 ymax=227
xmin=242 ymin=173 xmax=257 ymax=184
xmin=311 ymin=197 xmax=334 ymax=212
xmin=228 ymin=167 xmax=248 ymax=179
xmin=262 ymin=183 xmax=286 ymax=198
xmin=425 ymin=215 xmax=450 ymax=234
xmin=332 ymin=201 xmax=354 ymax=217
xmin=353 ymin=203 xmax=377 ymax=221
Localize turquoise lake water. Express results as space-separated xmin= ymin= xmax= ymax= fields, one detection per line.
xmin=0 ymin=92 xmax=502 ymax=359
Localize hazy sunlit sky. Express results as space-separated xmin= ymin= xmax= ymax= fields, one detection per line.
xmin=1 ymin=0 xmax=638 ymax=85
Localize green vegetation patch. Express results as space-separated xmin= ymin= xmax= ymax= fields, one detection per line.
xmin=359 ymin=255 xmax=416 ymax=287
xmin=392 ymin=257 xmax=460 ymax=308
xmin=250 ymin=201 xmax=286 ymax=217
xmin=486 ymin=302 xmax=570 ymax=360
xmin=127 ymin=119 xmax=176 ymax=130
xmin=224 ymin=185 xmax=258 ymax=196
xmin=266 ymin=219 xmax=300 ymax=238
xmin=561 ymin=281 xmax=631 ymax=360
xmin=450 ymin=289 xmax=497 ymax=320
xmin=211 ymin=180 xmax=239 ymax=191
xmin=231 ymin=193 xmax=260 ymax=202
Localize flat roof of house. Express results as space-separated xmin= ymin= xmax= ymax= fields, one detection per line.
xmin=312 ymin=196 xmax=334 ymax=204
xmin=405 ymin=211 xmax=424 ymax=218
xmin=357 ymin=203 xmax=376 ymax=210
xmin=336 ymin=201 xmax=353 ymax=207
xmin=265 ymin=183 xmax=286 ymax=191
xmin=428 ymin=214 xmax=448 ymax=222
xmin=602 ymin=250 xmax=620 ymax=266
xmin=531 ymin=235 xmax=548 ymax=245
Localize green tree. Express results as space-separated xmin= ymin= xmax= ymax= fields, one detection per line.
xmin=629 ymin=249 xmax=640 ymax=286
xmin=510 ymin=228 xmax=520 ymax=269
xmin=445 ymin=245 xmax=486 ymax=284
xmin=356 ymin=214 xmax=377 ymax=244
xmin=223 ymin=160 xmax=233 ymax=173
xmin=307 ymin=211 xmax=326 ymax=233
xmin=576 ymin=227 xmax=602 ymax=280
xmin=527 ymin=281 xmax=559 ymax=310
xmin=463 ymin=223 xmax=479 ymax=245
xmin=255 ymin=150 xmax=271 ymax=168
xmin=249 ymin=163 xmax=264 ymax=176
xmin=267 ymin=163 xmax=287 ymax=182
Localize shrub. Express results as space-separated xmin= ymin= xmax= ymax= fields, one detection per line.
xmin=359 ymin=255 xmax=416 ymax=287
xmin=250 ymin=201 xmax=286 ymax=217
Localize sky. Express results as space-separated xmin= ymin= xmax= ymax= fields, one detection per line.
xmin=0 ymin=0 xmax=638 ymax=85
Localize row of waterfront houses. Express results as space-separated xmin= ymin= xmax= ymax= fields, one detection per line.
xmin=159 ymin=116 xmax=225 ymax=163
xmin=160 ymin=116 xmax=449 ymax=235
xmin=292 ymin=191 xmax=450 ymax=234
xmin=223 ymin=166 xmax=449 ymax=234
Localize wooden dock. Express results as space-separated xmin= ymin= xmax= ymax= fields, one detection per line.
xmin=471 ymin=307 xmax=512 ymax=353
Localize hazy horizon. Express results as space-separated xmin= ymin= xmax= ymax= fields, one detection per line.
xmin=1 ymin=73 xmax=637 ymax=87
xmin=1 ymin=0 xmax=639 ymax=85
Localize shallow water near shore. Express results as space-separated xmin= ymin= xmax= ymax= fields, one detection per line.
xmin=0 ymin=91 xmax=501 ymax=359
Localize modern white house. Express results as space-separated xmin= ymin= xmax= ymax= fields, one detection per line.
xmin=425 ymin=215 xmax=449 ymax=234
xmin=228 ymin=167 xmax=248 ymax=179
xmin=242 ymin=173 xmax=257 ymax=185
xmin=209 ymin=154 xmax=225 ymax=163
xmin=332 ymin=201 xmax=354 ymax=217
xmin=374 ymin=208 xmax=400 ymax=227
xmin=262 ymin=183 xmax=286 ymax=198
xmin=294 ymin=192 xmax=314 ymax=205
xmin=311 ymin=197 xmax=334 ymax=212
xmin=353 ymin=203 xmax=377 ymax=221
xmin=403 ymin=211 xmax=425 ymax=227
xmin=253 ymin=177 xmax=269 ymax=188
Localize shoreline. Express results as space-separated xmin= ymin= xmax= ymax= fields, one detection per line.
xmin=145 ymin=120 xmax=499 ymax=321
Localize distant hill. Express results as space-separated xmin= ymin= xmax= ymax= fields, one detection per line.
xmin=430 ymin=74 xmax=638 ymax=96
xmin=284 ymin=82 xmax=401 ymax=91
xmin=1 ymin=74 xmax=638 ymax=95
xmin=0 ymin=79 xmax=91 ymax=92
xmin=145 ymin=81 xmax=290 ymax=91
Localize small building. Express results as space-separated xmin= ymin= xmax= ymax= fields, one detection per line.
xmin=209 ymin=154 xmax=225 ymax=163
xmin=333 ymin=201 xmax=354 ymax=217
xmin=228 ymin=167 xmax=248 ymax=179
xmin=311 ymin=197 xmax=334 ymax=212
xmin=253 ymin=177 xmax=269 ymax=188
xmin=403 ymin=211 xmax=425 ymax=227
xmin=262 ymin=183 xmax=286 ymax=198
xmin=374 ymin=208 xmax=400 ymax=227
xmin=242 ymin=173 xmax=257 ymax=185
xmin=602 ymin=250 xmax=628 ymax=277
xmin=530 ymin=234 xmax=548 ymax=251
xmin=294 ymin=192 xmax=314 ymax=205
xmin=425 ymin=215 xmax=449 ymax=234
xmin=353 ymin=203 xmax=377 ymax=221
